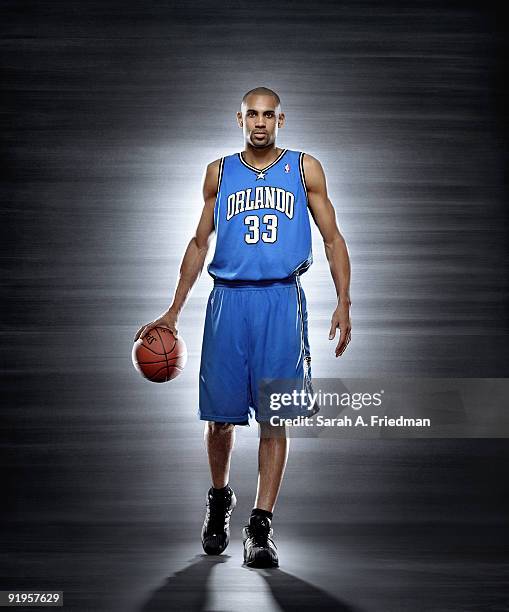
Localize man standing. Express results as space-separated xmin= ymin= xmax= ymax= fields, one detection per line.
xmin=134 ymin=87 xmax=351 ymax=568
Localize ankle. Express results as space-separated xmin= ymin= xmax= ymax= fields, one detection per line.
xmin=251 ymin=507 xmax=273 ymax=521
xmin=210 ymin=484 xmax=233 ymax=499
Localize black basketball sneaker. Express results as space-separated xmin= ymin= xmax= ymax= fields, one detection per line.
xmin=242 ymin=514 xmax=279 ymax=568
xmin=201 ymin=485 xmax=236 ymax=555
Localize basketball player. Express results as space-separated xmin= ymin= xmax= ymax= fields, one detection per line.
xmin=134 ymin=87 xmax=351 ymax=568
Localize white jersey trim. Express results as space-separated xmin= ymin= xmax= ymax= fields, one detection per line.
xmin=298 ymin=152 xmax=309 ymax=205
xmin=214 ymin=157 xmax=225 ymax=233
xmin=238 ymin=148 xmax=288 ymax=174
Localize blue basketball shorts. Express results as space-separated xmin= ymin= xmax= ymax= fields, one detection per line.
xmin=198 ymin=276 xmax=316 ymax=425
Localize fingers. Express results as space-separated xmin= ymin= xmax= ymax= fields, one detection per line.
xmin=133 ymin=327 xmax=145 ymax=342
xmin=134 ymin=326 xmax=147 ymax=342
xmin=134 ymin=323 xmax=154 ymax=343
xmin=163 ymin=326 xmax=178 ymax=339
xmin=329 ymin=319 xmax=337 ymax=340
xmin=158 ymin=322 xmax=178 ymax=338
xmin=335 ymin=329 xmax=347 ymax=357
xmin=335 ymin=329 xmax=352 ymax=358
xmin=134 ymin=316 xmax=179 ymax=343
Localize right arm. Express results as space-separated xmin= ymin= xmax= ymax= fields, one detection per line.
xmin=134 ymin=159 xmax=219 ymax=341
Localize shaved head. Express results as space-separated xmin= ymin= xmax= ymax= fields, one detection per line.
xmin=241 ymin=87 xmax=281 ymax=110
xmin=237 ymin=87 xmax=285 ymax=149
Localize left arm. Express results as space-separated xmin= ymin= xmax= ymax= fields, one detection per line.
xmin=303 ymin=153 xmax=352 ymax=357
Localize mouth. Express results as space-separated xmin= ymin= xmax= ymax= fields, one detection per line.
xmin=253 ymin=132 xmax=267 ymax=138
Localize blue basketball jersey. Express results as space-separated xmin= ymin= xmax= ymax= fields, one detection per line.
xmin=207 ymin=148 xmax=313 ymax=281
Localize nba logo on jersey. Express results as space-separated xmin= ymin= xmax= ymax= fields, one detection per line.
xmin=284 ymin=163 xmax=290 ymax=173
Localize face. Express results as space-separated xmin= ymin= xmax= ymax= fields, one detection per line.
xmin=237 ymin=94 xmax=285 ymax=148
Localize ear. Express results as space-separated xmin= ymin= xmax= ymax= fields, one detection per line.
xmin=278 ymin=112 xmax=286 ymax=128
xmin=236 ymin=111 xmax=243 ymax=128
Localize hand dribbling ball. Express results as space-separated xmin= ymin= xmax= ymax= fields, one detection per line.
xmin=132 ymin=326 xmax=187 ymax=382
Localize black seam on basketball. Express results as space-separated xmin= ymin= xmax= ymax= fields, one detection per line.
xmin=168 ymin=335 xmax=177 ymax=354
xmin=149 ymin=364 xmax=168 ymax=381
xmin=138 ymin=353 xmax=183 ymax=367
xmin=139 ymin=328 xmax=176 ymax=356
xmin=139 ymin=340 xmax=165 ymax=356
xmin=155 ymin=327 xmax=170 ymax=381
xmin=137 ymin=358 xmax=169 ymax=365
xmin=166 ymin=355 xmax=183 ymax=363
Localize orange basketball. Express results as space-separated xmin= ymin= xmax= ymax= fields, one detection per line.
xmin=132 ymin=326 xmax=187 ymax=382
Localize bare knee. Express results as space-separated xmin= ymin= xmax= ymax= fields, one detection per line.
xmin=259 ymin=421 xmax=287 ymax=440
xmin=205 ymin=421 xmax=235 ymax=438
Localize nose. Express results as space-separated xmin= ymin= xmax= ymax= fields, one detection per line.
xmin=255 ymin=116 xmax=266 ymax=128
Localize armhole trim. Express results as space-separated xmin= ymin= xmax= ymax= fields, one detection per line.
xmin=213 ymin=157 xmax=225 ymax=233
xmin=217 ymin=157 xmax=225 ymax=193
xmin=298 ymin=152 xmax=309 ymax=206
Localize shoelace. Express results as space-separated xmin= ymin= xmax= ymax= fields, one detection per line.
xmin=250 ymin=525 xmax=271 ymax=548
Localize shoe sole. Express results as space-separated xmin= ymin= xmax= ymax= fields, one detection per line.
xmin=243 ymin=546 xmax=279 ymax=568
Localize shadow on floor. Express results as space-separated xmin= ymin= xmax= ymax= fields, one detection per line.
xmin=140 ymin=554 xmax=227 ymax=611
xmin=258 ymin=566 xmax=358 ymax=611
xmin=140 ymin=554 xmax=356 ymax=611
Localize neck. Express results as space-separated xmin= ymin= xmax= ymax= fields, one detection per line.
xmin=243 ymin=144 xmax=282 ymax=168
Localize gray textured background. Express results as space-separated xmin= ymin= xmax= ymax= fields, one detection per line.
xmin=2 ymin=2 xmax=508 ymax=610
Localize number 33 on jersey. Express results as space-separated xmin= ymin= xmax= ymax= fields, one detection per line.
xmin=207 ymin=149 xmax=313 ymax=281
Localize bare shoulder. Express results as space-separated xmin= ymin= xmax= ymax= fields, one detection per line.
xmin=207 ymin=158 xmax=222 ymax=171
xmin=205 ymin=158 xmax=222 ymax=180
xmin=302 ymin=152 xmax=323 ymax=171
xmin=203 ymin=158 xmax=222 ymax=200
xmin=302 ymin=152 xmax=327 ymax=191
